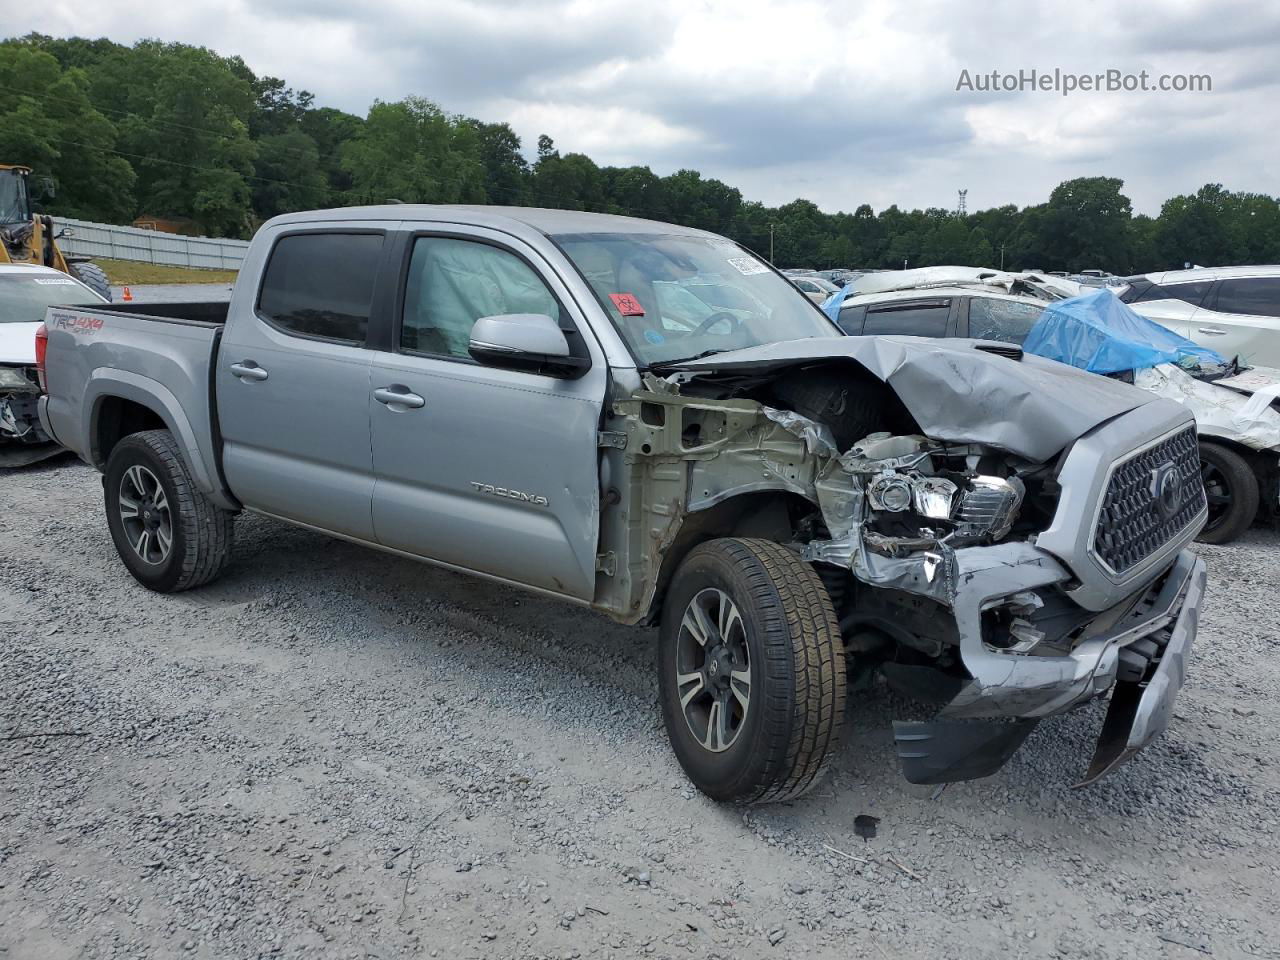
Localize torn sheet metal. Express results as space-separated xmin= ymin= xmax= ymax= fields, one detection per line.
xmin=672 ymin=336 xmax=1152 ymax=462
xmin=1134 ymin=363 xmax=1280 ymax=452
xmin=760 ymin=405 xmax=839 ymax=458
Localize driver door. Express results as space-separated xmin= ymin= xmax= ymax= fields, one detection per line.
xmin=368 ymin=227 xmax=607 ymax=600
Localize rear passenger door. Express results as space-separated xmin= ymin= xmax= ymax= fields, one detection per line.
xmin=217 ymin=226 xmax=393 ymax=540
xmin=1198 ymin=277 xmax=1280 ymax=366
xmin=367 ymin=227 xmax=606 ymax=600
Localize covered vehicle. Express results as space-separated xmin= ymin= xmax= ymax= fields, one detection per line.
xmin=1025 ymin=289 xmax=1280 ymax=543
xmin=1 ymin=263 xmax=106 ymax=466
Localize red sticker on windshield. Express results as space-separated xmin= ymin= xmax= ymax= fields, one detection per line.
xmin=609 ymin=293 xmax=645 ymax=316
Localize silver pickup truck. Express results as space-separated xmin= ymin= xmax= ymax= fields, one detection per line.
xmin=39 ymin=206 xmax=1208 ymax=803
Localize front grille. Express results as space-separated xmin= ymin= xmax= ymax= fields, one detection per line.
xmin=1093 ymin=426 xmax=1204 ymax=575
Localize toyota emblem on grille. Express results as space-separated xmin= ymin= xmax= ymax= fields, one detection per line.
xmin=1150 ymin=462 xmax=1183 ymax=519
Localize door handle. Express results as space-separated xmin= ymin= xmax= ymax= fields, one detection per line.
xmin=229 ymin=361 xmax=269 ymax=381
xmin=1196 ymin=326 xmax=1227 ymax=336
xmin=373 ymin=385 xmax=426 ymax=409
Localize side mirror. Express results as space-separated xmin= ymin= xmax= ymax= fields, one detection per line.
xmin=468 ymin=313 xmax=589 ymax=378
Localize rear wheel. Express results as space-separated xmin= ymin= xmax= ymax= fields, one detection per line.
xmin=1197 ymin=441 xmax=1258 ymax=545
xmin=104 ymin=430 xmax=235 ymax=591
xmin=69 ymin=261 xmax=112 ymax=301
xmin=658 ymin=538 xmax=846 ymax=804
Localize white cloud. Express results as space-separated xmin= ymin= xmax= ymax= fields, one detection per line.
xmin=11 ymin=0 xmax=1279 ymax=214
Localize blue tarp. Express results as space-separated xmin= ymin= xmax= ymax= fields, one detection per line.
xmin=1022 ymin=288 xmax=1226 ymax=374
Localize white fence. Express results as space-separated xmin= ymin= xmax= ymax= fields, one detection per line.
xmin=50 ymin=217 xmax=248 ymax=271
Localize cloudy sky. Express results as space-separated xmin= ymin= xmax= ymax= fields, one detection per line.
xmin=13 ymin=0 xmax=1280 ymax=215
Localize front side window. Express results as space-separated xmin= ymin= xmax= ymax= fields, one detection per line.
xmin=401 ymin=237 xmax=561 ymax=359
xmin=862 ymin=300 xmax=951 ymax=337
xmin=553 ymin=232 xmax=834 ymax=366
xmin=1213 ymin=278 xmax=1280 ymax=318
xmin=257 ymin=233 xmax=384 ymax=343
xmin=968 ymin=297 xmax=1044 ymax=344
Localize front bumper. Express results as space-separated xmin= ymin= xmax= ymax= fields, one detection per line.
xmin=893 ymin=548 xmax=1205 ymax=785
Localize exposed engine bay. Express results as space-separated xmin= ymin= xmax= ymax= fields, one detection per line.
xmin=0 ymin=364 xmax=58 ymax=468
xmin=595 ymin=340 xmax=1206 ymax=785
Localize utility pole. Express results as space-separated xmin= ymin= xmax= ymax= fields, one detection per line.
xmin=1000 ymin=244 xmax=1005 ymax=270
xmin=769 ymin=223 xmax=775 ymax=264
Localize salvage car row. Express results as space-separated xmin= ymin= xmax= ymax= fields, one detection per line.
xmin=17 ymin=204 xmax=1222 ymax=807
xmin=823 ymin=266 xmax=1280 ymax=544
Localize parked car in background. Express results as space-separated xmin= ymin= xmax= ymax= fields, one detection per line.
xmin=39 ymin=205 xmax=1207 ymax=796
xmin=790 ymin=273 xmax=840 ymax=303
xmin=1116 ymin=266 xmax=1280 ymax=367
xmin=834 ymin=278 xmax=1280 ymax=544
xmin=1 ymin=263 xmax=106 ymax=467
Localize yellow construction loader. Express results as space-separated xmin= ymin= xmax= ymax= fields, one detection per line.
xmin=0 ymin=163 xmax=111 ymax=300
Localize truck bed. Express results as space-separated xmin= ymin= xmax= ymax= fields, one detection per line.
xmin=81 ymin=301 xmax=230 ymax=327
xmin=41 ymin=301 xmax=231 ymax=506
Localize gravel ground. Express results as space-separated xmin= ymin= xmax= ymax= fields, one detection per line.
xmin=1 ymin=459 xmax=1278 ymax=959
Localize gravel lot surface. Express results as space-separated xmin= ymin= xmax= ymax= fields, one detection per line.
xmin=2 ymin=459 xmax=1278 ymax=959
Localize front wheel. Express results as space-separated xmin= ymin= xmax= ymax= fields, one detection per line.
xmin=1197 ymin=441 xmax=1258 ymax=545
xmin=658 ymin=538 xmax=846 ymax=804
xmin=104 ymin=430 xmax=235 ymax=591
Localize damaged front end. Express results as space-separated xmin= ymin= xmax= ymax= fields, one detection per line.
xmin=599 ymin=342 xmax=1207 ymax=787
xmin=0 ymin=364 xmax=58 ymax=468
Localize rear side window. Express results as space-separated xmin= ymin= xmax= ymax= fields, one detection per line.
xmin=968 ymin=298 xmax=1044 ymax=344
xmin=1124 ymin=279 xmax=1212 ymax=307
xmin=862 ymin=300 xmax=951 ymax=337
xmin=1213 ymin=278 xmax=1280 ymax=318
xmin=257 ymin=233 xmax=384 ymax=343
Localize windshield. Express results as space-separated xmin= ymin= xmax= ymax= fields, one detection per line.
xmin=553 ymin=232 xmax=836 ymax=365
xmin=0 ymin=274 xmax=104 ymax=323
xmin=0 ymin=171 xmax=30 ymax=225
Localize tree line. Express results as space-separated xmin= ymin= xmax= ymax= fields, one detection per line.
xmin=2 ymin=34 xmax=1278 ymax=274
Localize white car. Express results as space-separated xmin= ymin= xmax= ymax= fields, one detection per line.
xmin=1116 ymin=266 xmax=1280 ymax=367
xmin=1 ymin=263 xmax=107 ymax=466
xmin=789 ymin=274 xmax=840 ymax=304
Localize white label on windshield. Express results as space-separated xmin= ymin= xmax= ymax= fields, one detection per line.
xmin=726 ymin=256 xmax=769 ymax=276
xmin=34 ymin=277 xmax=78 ymax=285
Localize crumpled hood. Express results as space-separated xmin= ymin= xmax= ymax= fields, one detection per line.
xmin=673 ymin=336 xmax=1155 ymax=462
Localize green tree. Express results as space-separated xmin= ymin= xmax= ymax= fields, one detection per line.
xmin=465 ymin=120 xmax=528 ymax=206
xmin=252 ymin=129 xmax=328 ymax=219
xmin=0 ymin=44 xmax=135 ymax=222
xmin=1037 ymin=177 xmax=1134 ymax=272
xmin=341 ymin=97 xmax=485 ymax=204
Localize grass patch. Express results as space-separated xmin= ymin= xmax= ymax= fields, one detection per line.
xmin=95 ymin=258 xmax=239 ymax=285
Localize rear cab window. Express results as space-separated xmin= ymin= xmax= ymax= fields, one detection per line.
xmin=257 ymin=232 xmax=384 ymax=344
